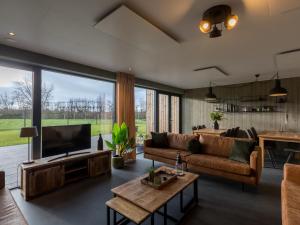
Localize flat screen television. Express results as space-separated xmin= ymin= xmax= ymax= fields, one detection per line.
xmin=42 ymin=124 xmax=91 ymax=158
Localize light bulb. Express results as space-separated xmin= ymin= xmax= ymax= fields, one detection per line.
xmin=8 ymin=32 xmax=16 ymax=36
xmin=225 ymin=15 xmax=238 ymax=30
xmin=199 ymin=20 xmax=211 ymax=33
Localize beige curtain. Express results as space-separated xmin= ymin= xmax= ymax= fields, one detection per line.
xmin=116 ymin=72 xmax=136 ymax=160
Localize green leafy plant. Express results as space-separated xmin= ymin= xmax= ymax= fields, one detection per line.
xmin=105 ymin=122 xmax=135 ymax=157
xmin=147 ymin=167 xmax=155 ymax=182
xmin=210 ymin=112 xmax=224 ymax=122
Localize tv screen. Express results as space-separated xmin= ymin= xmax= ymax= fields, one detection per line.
xmin=42 ymin=124 xmax=91 ymax=158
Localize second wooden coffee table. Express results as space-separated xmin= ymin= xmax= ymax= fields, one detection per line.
xmin=111 ymin=166 xmax=199 ymax=225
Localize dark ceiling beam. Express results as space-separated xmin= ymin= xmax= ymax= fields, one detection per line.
xmin=135 ymin=78 xmax=184 ymax=95
xmin=0 ymin=44 xmax=115 ymax=81
xmin=0 ymin=44 xmax=184 ymax=94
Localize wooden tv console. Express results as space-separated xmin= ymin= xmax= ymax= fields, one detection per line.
xmin=20 ymin=150 xmax=111 ymax=200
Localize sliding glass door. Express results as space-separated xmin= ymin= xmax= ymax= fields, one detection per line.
xmin=0 ymin=64 xmax=33 ymax=188
xmin=135 ymin=87 xmax=155 ymax=150
xmin=157 ymin=92 xmax=181 ymax=133
xmin=41 ymin=70 xmax=115 ymax=149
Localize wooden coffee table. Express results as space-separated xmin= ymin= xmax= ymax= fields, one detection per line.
xmin=111 ymin=166 xmax=199 ymax=225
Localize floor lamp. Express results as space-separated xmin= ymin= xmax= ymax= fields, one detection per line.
xmin=20 ymin=127 xmax=38 ymax=165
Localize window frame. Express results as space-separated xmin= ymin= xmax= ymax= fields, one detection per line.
xmin=134 ymin=85 xmax=183 ymax=134
xmin=0 ymin=59 xmax=116 ymax=158
xmin=0 ymin=58 xmax=182 ymax=158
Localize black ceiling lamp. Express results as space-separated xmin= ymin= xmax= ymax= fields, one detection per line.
xmin=199 ymin=5 xmax=238 ymax=38
xmin=205 ymin=82 xmax=217 ymax=102
xmin=269 ymin=73 xmax=287 ymax=97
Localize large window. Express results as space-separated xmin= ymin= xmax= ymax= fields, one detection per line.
xmin=0 ymin=65 xmax=33 ymax=188
xmin=41 ymin=70 xmax=115 ymax=148
xmin=157 ymin=92 xmax=181 ymax=133
xmin=0 ymin=65 xmax=33 ymax=147
xmin=135 ymin=87 xmax=155 ymax=145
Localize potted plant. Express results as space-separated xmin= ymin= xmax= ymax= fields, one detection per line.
xmin=210 ymin=112 xmax=224 ymax=130
xmin=148 ymin=167 xmax=155 ymax=182
xmin=105 ymin=122 xmax=135 ymax=169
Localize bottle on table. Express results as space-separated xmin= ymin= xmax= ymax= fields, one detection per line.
xmin=175 ymin=151 xmax=184 ymax=176
xmin=97 ymin=133 xmax=103 ymax=150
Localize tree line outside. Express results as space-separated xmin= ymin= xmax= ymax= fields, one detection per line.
xmin=0 ymin=77 xmax=147 ymax=147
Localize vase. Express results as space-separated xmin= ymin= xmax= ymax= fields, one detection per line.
xmin=149 ymin=170 xmax=155 ymax=182
xmin=112 ymin=155 xmax=124 ymax=169
xmin=214 ymin=121 xmax=219 ymax=130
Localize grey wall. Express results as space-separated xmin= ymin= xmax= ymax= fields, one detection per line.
xmin=183 ymin=77 xmax=300 ymax=134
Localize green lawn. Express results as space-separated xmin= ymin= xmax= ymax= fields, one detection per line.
xmin=0 ymin=119 xmax=146 ymax=147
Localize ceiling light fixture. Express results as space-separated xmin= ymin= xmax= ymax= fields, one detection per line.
xmin=205 ymin=82 xmax=217 ymax=102
xmin=8 ymin=32 xmax=16 ymax=36
xmin=199 ymin=5 xmax=238 ymax=38
xmin=269 ymin=73 xmax=287 ymax=97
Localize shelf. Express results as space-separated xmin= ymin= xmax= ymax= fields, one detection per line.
xmin=215 ymin=111 xmax=283 ymax=113
xmin=65 ymin=166 xmax=88 ymax=174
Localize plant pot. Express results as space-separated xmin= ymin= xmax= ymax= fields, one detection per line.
xmin=112 ymin=155 xmax=124 ymax=169
xmin=214 ymin=121 xmax=219 ymax=130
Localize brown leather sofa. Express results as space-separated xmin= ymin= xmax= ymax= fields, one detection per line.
xmin=281 ymin=163 xmax=300 ymax=225
xmin=0 ymin=171 xmax=28 ymax=225
xmin=144 ymin=133 xmax=262 ymax=186
xmin=144 ymin=133 xmax=196 ymax=168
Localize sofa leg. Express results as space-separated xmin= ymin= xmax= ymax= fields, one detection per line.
xmin=152 ymin=160 xmax=154 ymax=168
xmin=242 ymin=183 xmax=245 ymax=192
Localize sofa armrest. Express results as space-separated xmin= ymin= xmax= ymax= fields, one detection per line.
xmin=284 ymin=163 xmax=300 ymax=185
xmin=250 ymin=146 xmax=262 ymax=184
xmin=0 ymin=171 xmax=4 ymax=189
xmin=144 ymin=139 xmax=152 ymax=147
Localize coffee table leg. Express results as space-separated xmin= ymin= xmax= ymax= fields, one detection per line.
xmin=194 ymin=179 xmax=198 ymax=204
xmin=151 ymin=213 xmax=155 ymax=225
xmin=180 ymin=190 xmax=183 ymax=212
xmin=113 ymin=210 xmax=116 ymax=225
xmin=164 ymin=204 xmax=168 ymax=225
xmin=106 ymin=206 xmax=110 ymax=225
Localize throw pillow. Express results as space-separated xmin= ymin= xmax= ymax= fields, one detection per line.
xmin=151 ymin=132 xmax=169 ymax=148
xmin=187 ymin=139 xmax=202 ymax=154
xmin=229 ymin=140 xmax=255 ymax=164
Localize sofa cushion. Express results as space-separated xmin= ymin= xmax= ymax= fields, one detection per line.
xmin=187 ymin=139 xmax=202 ymax=154
xmin=186 ymin=154 xmax=251 ymax=176
xmin=229 ymin=140 xmax=255 ymax=164
xmin=282 ymin=180 xmax=300 ymax=225
xmin=199 ymin=135 xmax=235 ymax=157
xmin=167 ymin=133 xmax=198 ymax=151
xmin=144 ymin=147 xmax=192 ymax=161
xmin=151 ymin=132 xmax=169 ymax=148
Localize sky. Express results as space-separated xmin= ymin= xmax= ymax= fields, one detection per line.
xmin=0 ymin=65 xmax=145 ymax=107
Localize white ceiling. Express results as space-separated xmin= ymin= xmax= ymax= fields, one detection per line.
xmin=1 ymin=0 xmax=300 ymax=89
xmin=95 ymin=5 xmax=179 ymax=54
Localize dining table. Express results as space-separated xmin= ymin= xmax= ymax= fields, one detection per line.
xmin=258 ymin=131 xmax=300 ymax=167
